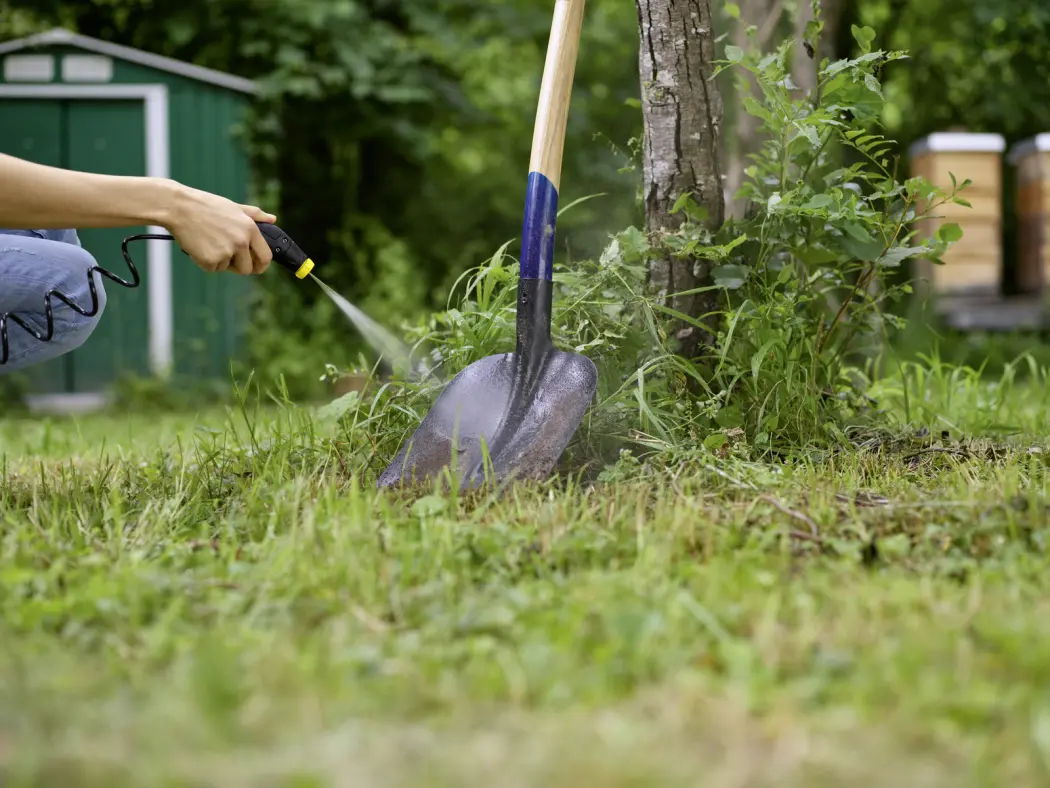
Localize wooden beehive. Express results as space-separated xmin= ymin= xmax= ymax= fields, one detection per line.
xmin=909 ymin=132 xmax=1005 ymax=296
xmin=1008 ymin=133 xmax=1050 ymax=294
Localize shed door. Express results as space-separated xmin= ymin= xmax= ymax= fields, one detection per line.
xmin=0 ymin=99 xmax=150 ymax=394
xmin=65 ymin=101 xmax=150 ymax=390
xmin=0 ymin=100 xmax=67 ymax=394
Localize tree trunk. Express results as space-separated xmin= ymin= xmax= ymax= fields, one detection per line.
xmin=791 ymin=0 xmax=846 ymax=95
xmin=792 ymin=1 xmax=819 ymax=95
xmin=723 ymin=0 xmax=846 ymax=219
xmin=636 ymin=0 xmax=726 ymax=361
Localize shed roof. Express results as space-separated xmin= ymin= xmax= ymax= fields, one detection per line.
xmin=0 ymin=28 xmax=256 ymax=94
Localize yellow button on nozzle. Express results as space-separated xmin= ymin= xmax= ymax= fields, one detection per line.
xmin=295 ymin=259 xmax=315 ymax=279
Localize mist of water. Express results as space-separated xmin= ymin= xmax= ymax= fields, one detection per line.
xmin=310 ymin=274 xmax=433 ymax=380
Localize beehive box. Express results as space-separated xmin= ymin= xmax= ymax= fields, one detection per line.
xmin=909 ymin=132 xmax=1005 ymax=295
xmin=1008 ymin=133 xmax=1050 ymax=293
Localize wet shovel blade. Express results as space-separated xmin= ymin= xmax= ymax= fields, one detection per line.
xmin=377 ymin=348 xmax=597 ymax=490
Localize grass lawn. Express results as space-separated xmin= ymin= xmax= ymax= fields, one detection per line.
xmin=2 ymin=374 xmax=1050 ymax=787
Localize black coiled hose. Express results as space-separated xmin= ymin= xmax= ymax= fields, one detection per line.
xmin=0 ymin=232 xmax=160 ymax=366
xmin=0 ymin=222 xmax=312 ymax=366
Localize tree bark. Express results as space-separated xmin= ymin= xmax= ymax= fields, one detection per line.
xmin=636 ymin=0 xmax=726 ymax=361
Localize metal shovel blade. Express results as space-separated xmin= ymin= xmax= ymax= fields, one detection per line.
xmin=378 ymin=0 xmax=595 ymax=490
xmin=376 ymin=298 xmax=598 ymax=489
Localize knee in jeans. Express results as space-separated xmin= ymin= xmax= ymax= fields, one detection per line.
xmin=54 ymin=245 xmax=107 ymax=348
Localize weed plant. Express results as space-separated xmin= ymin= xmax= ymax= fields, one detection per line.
xmin=320 ymin=20 xmax=979 ymax=484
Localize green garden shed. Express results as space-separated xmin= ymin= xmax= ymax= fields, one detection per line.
xmin=0 ymin=27 xmax=258 ymax=401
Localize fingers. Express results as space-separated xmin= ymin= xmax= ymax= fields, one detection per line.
xmin=209 ymin=254 xmax=231 ymax=274
xmin=231 ymin=239 xmax=254 ymax=276
xmin=242 ymin=206 xmax=276 ymax=274
xmin=224 ymin=216 xmax=272 ymax=275
xmin=174 ymin=194 xmax=277 ymax=275
xmin=249 ymin=226 xmax=272 ymax=274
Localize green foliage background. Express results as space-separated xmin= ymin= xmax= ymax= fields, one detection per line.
xmin=3 ymin=0 xmax=1050 ymax=395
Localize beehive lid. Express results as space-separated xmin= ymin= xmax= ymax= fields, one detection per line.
xmin=1007 ymin=133 xmax=1050 ymax=166
xmin=909 ymin=132 xmax=1006 ymax=158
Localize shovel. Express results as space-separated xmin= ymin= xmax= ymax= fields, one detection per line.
xmin=377 ymin=0 xmax=597 ymax=490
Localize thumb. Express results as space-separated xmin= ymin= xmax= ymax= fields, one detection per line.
xmin=242 ymin=205 xmax=277 ymax=223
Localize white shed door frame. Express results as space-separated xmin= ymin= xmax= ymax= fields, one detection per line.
xmin=0 ymin=83 xmax=173 ymax=378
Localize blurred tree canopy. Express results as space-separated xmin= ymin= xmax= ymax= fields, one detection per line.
xmin=718 ymin=0 xmax=1050 ymax=189
xmin=853 ymin=0 xmax=1050 ymax=144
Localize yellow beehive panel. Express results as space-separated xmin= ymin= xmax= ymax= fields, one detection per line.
xmin=926 ymin=218 xmax=1002 ymax=291
xmin=922 ymin=154 xmax=1000 ymax=203
xmin=1007 ymin=135 xmax=1050 ymax=293
xmin=908 ymin=132 xmax=1005 ymax=295
xmin=911 ymin=151 xmax=930 ymax=185
xmin=940 ymin=218 xmax=1001 ymax=254
xmin=933 ymin=191 xmax=1000 ymax=220
xmin=912 ymin=216 xmax=1000 ymax=254
xmin=931 ymin=262 xmax=999 ymax=290
xmin=910 ymin=154 xmax=997 ymax=219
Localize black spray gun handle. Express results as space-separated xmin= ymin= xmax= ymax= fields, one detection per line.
xmin=256 ymin=221 xmax=315 ymax=279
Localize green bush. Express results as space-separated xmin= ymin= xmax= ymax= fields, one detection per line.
xmin=694 ymin=21 xmax=970 ymax=448
xmin=314 ymin=20 xmax=976 ymax=482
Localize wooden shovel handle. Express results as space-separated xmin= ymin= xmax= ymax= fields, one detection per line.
xmin=528 ymin=0 xmax=586 ymax=191
xmin=520 ymin=0 xmax=585 ymax=283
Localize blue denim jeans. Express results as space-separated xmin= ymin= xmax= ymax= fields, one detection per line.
xmin=0 ymin=229 xmax=107 ymax=374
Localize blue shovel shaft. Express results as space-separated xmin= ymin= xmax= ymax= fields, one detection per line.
xmin=520 ymin=171 xmax=559 ymax=282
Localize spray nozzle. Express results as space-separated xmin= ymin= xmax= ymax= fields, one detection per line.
xmin=256 ymin=222 xmax=314 ymax=279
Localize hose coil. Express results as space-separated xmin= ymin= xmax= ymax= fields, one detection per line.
xmin=0 ymin=233 xmax=161 ymax=366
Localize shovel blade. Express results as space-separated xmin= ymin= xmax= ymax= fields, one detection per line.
xmin=377 ymin=348 xmax=597 ymax=489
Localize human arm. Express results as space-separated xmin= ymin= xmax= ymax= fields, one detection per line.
xmin=0 ymin=152 xmax=274 ymax=275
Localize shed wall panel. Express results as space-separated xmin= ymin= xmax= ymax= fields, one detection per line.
xmin=0 ymin=40 xmax=257 ymax=392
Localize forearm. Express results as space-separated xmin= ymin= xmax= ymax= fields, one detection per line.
xmin=0 ymin=153 xmax=181 ymax=229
